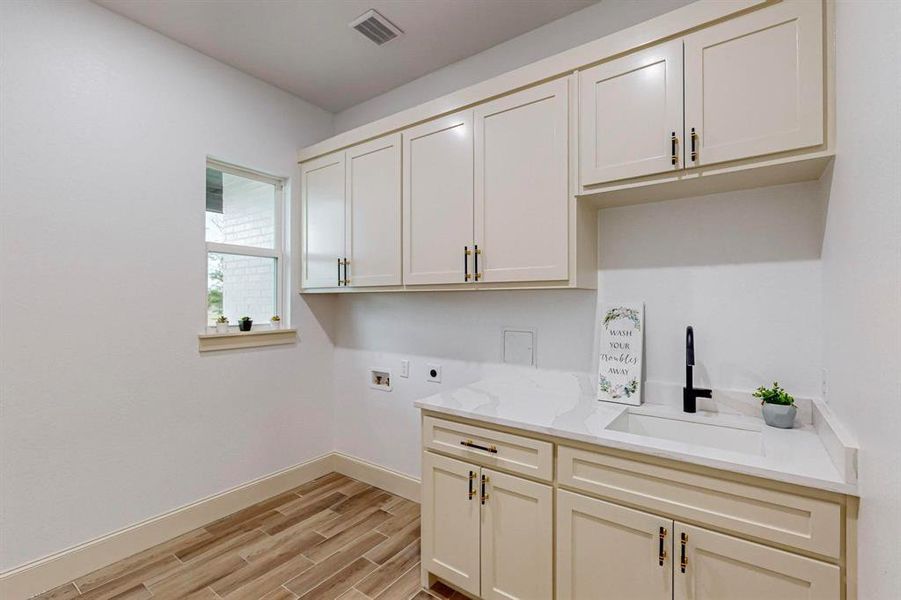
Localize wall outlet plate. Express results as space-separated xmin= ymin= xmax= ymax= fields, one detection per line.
xmin=369 ymin=368 xmax=392 ymax=391
xmin=426 ymin=363 xmax=441 ymax=383
xmin=400 ymin=359 xmax=410 ymax=378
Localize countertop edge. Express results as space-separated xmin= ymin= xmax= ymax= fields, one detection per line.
xmin=416 ymin=401 xmax=859 ymax=496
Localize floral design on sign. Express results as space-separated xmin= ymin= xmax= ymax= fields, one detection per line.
xmin=603 ymin=307 xmax=641 ymax=331
xmin=598 ymin=375 xmax=639 ymax=399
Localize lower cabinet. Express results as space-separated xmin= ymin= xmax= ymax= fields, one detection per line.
xmin=557 ymin=490 xmax=840 ymax=600
xmin=420 ymin=416 xmax=850 ymax=600
xmin=421 ymin=451 xmax=553 ymax=600
xmin=674 ymin=523 xmax=840 ymax=600
xmin=557 ymin=490 xmax=672 ymax=600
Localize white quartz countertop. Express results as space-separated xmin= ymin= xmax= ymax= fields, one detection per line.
xmin=414 ymin=370 xmax=858 ymax=495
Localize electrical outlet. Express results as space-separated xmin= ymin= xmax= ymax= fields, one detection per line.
xmin=821 ymin=368 xmax=828 ymax=399
xmin=426 ymin=363 xmax=441 ymax=383
xmin=400 ymin=359 xmax=410 ymax=378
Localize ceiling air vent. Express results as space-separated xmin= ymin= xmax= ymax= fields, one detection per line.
xmin=349 ymin=9 xmax=403 ymax=46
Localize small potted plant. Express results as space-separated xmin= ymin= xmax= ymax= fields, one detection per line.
xmin=753 ymin=381 xmax=796 ymax=429
xmin=215 ymin=315 xmax=229 ymax=334
xmin=238 ymin=316 xmax=253 ymax=332
xmin=270 ymin=315 xmax=281 ymax=329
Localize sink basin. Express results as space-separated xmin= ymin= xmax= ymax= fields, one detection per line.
xmin=606 ymin=409 xmax=764 ymax=455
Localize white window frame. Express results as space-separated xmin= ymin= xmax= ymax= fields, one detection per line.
xmin=205 ymin=158 xmax=286 ymax=332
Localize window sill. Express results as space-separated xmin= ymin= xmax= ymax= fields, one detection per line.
xmin=198 ymin=328 xmax=297 ymax=352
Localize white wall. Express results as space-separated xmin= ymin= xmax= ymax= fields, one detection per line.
xmin=333 ymin=0 xmax=694 ymax=133
xmin=821 ymin=2 xmax=901 ymax=597
xmin=333 ymin=180 xmax=827 ymax=479
xmin=0 ymin=0 xmax=336 ymax=571
xmin=599 ymin=182 xmax=825 ymax=398
xmin=332 ymin=290 xmax=598 ymax=476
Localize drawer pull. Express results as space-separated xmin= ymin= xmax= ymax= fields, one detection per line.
xmin=680 ymin=532 xmax=688 ymax=573
xmin=461 ymin=439 xmax=498 ymax=454
xmin=658 ymin=527 xmax=667 ymax=566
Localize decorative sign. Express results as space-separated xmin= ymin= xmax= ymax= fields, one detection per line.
xmin=597 ymin=303 xmax=644 ymax=405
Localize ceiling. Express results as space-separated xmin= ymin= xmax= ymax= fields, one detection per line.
xmin=94 ymin=0 xmax=597 ymax=113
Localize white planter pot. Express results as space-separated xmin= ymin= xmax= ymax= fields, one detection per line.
xmin=762 ymin=403 xmax=797 ymax=429
xmin=270 ymin=320 xmax=281 ymax=330
xmin=215 ymin=323 xmax=229 ymax=334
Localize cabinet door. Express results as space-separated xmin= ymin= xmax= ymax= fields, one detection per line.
xmin=301 ymin=152 xmax=345 ymax=289
xmin=474 ymin=78 xmax=569 ymax=283
xmin=421 ymin=452 xmax=481 ymax=597
xmin=480 ymin=469 xmax=553 ymax=600
xmin=557 ymin=490 xmax=672 ymax=600
xmin=403 ymin=111 xmax=474 ymax=285
xmin=579 ymin=39 xmax=683 ymax=185
xmin=674 ymin=523 xmax=840 ymax=600
xmin=684 ymin=1 xmax=823 ymax=167
xmin=345 ymin=134 xmax=401 ymax=287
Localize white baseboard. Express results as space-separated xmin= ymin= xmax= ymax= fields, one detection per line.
xmin=0 ymin=453 xmax=336 ymax=600
xmin=331 ymin=452 xmax=421 ymax=503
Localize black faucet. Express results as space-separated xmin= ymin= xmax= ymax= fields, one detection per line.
xmin=683 ymin=326 xmax=712 ymax=413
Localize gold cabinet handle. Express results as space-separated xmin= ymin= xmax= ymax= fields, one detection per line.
xmin=464 ymin=246 xmax=472 ymax=281
xmin=680 ymin=532 xmax=688 ymax=573
xmin=671 ymin=132 xmax=679 ymax=166
xmin=460 ymin=440 xmax=498 ymax=454
xmin=658 ymin=527 xmax=668 ymax=566
xmin=480 ymin=474 xmax=490 ymax=505
xmin=338 ymin=258 xmax=350 ymax=286
xmin=474 ymin=245 xmax=482 ymax=281
xmin=467 ymin=470 xmax=477 ymax=500
xmin=690 ymin=128 xmax=698 ymax=162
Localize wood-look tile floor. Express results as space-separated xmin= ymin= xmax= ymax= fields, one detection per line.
xmin=30 ymin=473 xmax=466 ymax=600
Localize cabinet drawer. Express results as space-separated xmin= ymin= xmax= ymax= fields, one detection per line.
xmin=558 ymin=445 xmax=841 ymax=558
xmin=423 ymin=416 xmax=553 ymax=481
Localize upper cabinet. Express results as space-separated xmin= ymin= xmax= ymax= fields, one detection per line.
xmin=683 ymin=0 xmax=823 ymax=167
xmin=301 ymin=133 xmax=401 ymax=290
xmin=402 ymin=112 xmax=474 ymax=286
xmin=579 ymin=40 xmax=683 ymax=185
xmin=301 ymin=152 xmax=345 ymax=289
xmin=402 ymin=77 xmax=573 ymax=287
xmin=579 ymin=0 xmax=825 ymax=188
xmin=345 ymin=134 xmax=402 ymax=287
xmin=474 ymin=78 xmax=569 ymax=283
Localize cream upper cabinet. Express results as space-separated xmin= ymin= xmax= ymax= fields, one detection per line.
xmin=403 ymin=111 xmax=474 ymax=285
xmin=345 ymin=134 xmax=402 ymax=287
xmin=683 ymin=0 xmax=823 ymax=167
xmin=674 ymin=523 xmax=840 ymax=600
xmin=557 ymin=490 xmax=672 ymax=600
xmin=301 ymin=152 xmax=345 ymax=289
xmin=421 ymin=452 xmax=481 ymax=597
xmin=579 ymin=39 xmax=683 ymax=185
xmin=480 ymin=469 xmax=553 ymax=600
xmin=474 ymin=78 xmax=569 ymax=283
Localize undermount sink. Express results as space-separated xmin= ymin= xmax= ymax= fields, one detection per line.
xmin=605 ymin=408 xmax=764 ymax=455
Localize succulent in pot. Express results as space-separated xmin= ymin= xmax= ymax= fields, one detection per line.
xmin=270 ymin=315 xmax=281 ymax=329
xmin=215 ymin=315 xmax=229 ymax=334
xmin=753 ymin=381 xmax=796 ymax=429
xmin=238 ymin=316 xmax=253 ymax=332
